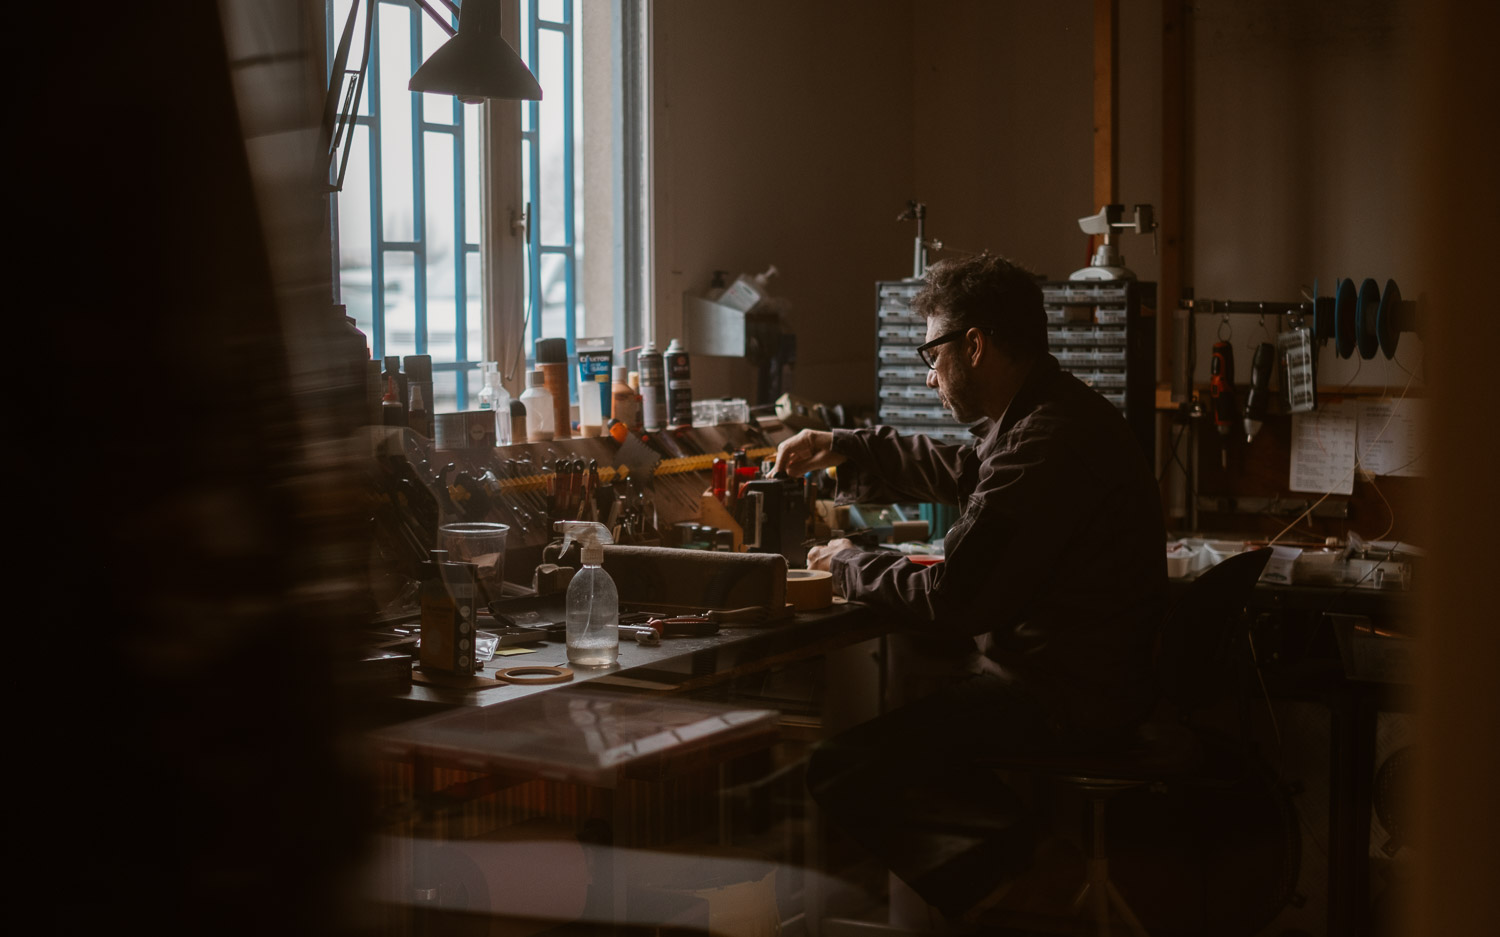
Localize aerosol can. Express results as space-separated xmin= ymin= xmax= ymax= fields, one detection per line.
xmin=639 ymin=342 xmax=667 ymax=433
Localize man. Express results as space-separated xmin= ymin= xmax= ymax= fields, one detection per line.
xmin=775 ymin=253 xmax=1165 ymax=924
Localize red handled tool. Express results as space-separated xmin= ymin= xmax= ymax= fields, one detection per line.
xmin=1209 ymin=341 xmax=1237 ymax=468
xmin=712 ymin=457 xmax=728 ymax=505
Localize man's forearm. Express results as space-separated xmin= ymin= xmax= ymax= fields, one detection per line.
xmin=831 ymin=427 xmax=969 ymax=505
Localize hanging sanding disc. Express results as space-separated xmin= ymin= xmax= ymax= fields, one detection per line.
xmin=1356 ymin=278 xmax=1381 ymax=359
xmin=1378 ymin=279 xmax=1401 ymax=359
xmin=1312 ymin=278 xmax=1336 ymax=341
xmin=1334 ymin=278 xmax=1358 ymax=358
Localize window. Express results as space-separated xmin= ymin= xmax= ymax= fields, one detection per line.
xmin=520 ymin=0 xmax=584 ymax=370
xmin=330 ymin=0 xmax=484 ymax=412
xmin=331 ymin=0 xmax=641 ymax=412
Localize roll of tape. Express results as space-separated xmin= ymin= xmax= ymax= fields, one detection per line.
xmin=493 ymin=665 xmax=574 ymax=685
xmin=786 ymin=569 xmax=834 ymax=612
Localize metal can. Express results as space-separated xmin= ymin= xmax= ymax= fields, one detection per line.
xmin=664 ymin=338 xmax=693 ymax=429
xmin=639 ymin=342 xmax=667 ymax=432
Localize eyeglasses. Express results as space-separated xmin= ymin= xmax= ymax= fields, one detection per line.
xmin=916 ymin=328 xmax=995 ymax=369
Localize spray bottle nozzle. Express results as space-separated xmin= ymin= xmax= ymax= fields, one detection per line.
xmin=557 ymin=521 xmax=613 ymax=566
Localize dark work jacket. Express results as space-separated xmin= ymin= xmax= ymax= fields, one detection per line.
xmin=829 ymin=355 xmax=1167 ymax=730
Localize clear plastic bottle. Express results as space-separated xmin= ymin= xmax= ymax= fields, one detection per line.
xmin=717 ymin=265 xmax=779 ymax=312
xmin=477 ymin=362 xmax=512 ymax=444
xmin=520 ymin=370 xmax=554 ymax=442
xmin=559 ymin=522 xmax=618 ymax=667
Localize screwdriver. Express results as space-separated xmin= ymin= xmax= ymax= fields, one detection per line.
xmin=1243 ymin=342 xmax=1275 ymax=444
xmin=1209 ymin=341 xmax=1237 ymax=468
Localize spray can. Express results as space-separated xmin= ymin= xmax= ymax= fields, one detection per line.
xmin=639 ymin=342 xmax=667 ymax=432
xmin=664 ymin=338 xmax=693 ymax=429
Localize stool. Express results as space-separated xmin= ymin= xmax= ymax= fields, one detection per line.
xmin=981 ymin=548 xmax=1273 ymax=936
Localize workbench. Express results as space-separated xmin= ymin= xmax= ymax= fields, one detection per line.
xmin=364 ymin=599 xmax=890 ymax=933
xmin=1164 ymin=571 xmax=1416 ymax=937
xmin=386 ymin=599 xmax=888 ymax=715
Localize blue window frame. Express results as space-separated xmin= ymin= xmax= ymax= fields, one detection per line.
xmin=520 ymin=0 xmax=583 ymax=392
xmin=332 ymin=0 xmax=585 ymax=414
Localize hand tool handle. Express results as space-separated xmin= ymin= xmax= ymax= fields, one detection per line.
xmin=1245 ymin=341 xmax=1275 ymax=422
xmin=1209 ymin=341 xmax=1237 ymax=432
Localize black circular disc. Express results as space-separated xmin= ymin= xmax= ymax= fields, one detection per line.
xmin=1335 ymin=278 xmax=1358 ymax=359
xmin=1378 ymin=279 xmax=1402 ymax=359
xmin=1312 ymin=278 xmax=1334 ymax=341
xmin=1357 ymin=278 xmax=1381 ymax=359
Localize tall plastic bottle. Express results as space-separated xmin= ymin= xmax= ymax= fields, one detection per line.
xmin=477 ymin=362 xmax=512 ymax=444
xmin=559 ymin=521 xmax=618 ymax=667
xmin=610 ymin=365 xmax=639 ymax=429
xmin=520 ymin=370 xmax=554 ymax=442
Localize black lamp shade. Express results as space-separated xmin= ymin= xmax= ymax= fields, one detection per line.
xmin=409 ymin=0 xmax=542 ymax=102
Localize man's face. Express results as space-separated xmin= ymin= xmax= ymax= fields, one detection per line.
xmin=924 ymin=317 xmax=983 ymax=423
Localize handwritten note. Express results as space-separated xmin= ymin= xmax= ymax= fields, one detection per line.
xmin=1289 ymin=400 xmax=1357 ymax=494
xmin=1357 ymin=398 xmax=1424 ymax=477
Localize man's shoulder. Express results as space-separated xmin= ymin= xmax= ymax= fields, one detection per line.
xmin=988 ymin=371 xmax=1137 ymax=461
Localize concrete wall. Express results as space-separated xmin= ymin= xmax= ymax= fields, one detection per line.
xmin=651 ymin=0 xmax=915 ymax=404
xmin=1186 ymin=0 xmax=1423 ymax=389
xmin=650 ymin=0 xmax=1429 ymax=408
xmin=911 ymin=2 xmax=1094 ymax=283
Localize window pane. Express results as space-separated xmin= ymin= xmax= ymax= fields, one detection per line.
xmin=420 ymin=10 xmax=458 ymax=124
xmin=337 ymin=123 xmax=374 ymax=334
xmin=461 ymin=364 xmax=487 ymax=412
xmin=467 ymin=248 xmax=483 ymax=366
xmin=538 ymin=0 xmax=566 ymax=24
xmin=536 ymin=27 xmax=568 ymax=246
xmin=379 ymin=2 xmax=414 ymax=243
xmin=383 ymin=251 xmax=417 ymax=359
xmin=425 ymin=133 xmax=457 ymax=362
xmin=539 ymin=251 xmax=568 ymax=340
xmin=463 ymin=106 xmax=481 ymax=246
xmin=433 ymin=368 xmax=459 ymax=415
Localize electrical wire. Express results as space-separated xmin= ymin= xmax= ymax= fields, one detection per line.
xmin=1246 ymin=629 xmax=1283 ymax=749
xmin=1158 ymin=416 xmax=1191 ymax=484
xmin=1266 ymin=359 xmax=1418 ymax=547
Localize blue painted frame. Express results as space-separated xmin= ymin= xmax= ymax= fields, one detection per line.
xmin=523 ymin=0 xmax=578 ymax=391
xmin=337 ymin=0 xmax=481 ymax=407
xmin=335 ymin=0 xmax=576 ymax=409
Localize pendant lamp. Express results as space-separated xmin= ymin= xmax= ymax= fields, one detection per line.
xmin=409 ymin=0 xmax=543 ymax=103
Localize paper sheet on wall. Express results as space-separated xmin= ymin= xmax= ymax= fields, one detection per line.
xmin=1289 ymin=400 xmax=1357 ymax=494
xmin=1356 ymin=398 xmax=1424 ymax=477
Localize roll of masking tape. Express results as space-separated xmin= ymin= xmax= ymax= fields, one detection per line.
xmin=786 ymin=569 xmax=834 ymax=612
xmin=494 ymin=665 xmax=574 ymax=685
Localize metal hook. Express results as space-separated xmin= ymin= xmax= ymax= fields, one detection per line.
xmin=1218 ymin=315 xmax=1232 ymax=341
xmin=1260 ymin=308 xmax=1278 ymax=341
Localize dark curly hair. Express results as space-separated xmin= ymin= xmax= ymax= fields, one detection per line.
xmin=910 ymin=253 xmax=1047 ymax=361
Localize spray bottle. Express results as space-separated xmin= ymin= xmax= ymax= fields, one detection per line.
xmin=557 ymin=521 xmax=618 ymax=667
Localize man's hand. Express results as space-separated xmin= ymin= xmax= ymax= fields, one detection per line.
xmin=772 ymin=429 xmax=845 ymax=477
xmin=806 ymin=537 xmax=855 ymax=572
